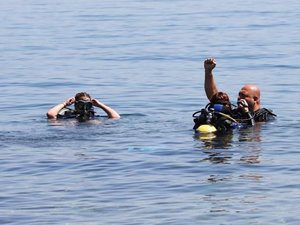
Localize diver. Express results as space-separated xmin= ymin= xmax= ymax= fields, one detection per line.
xmin=203 ymin=58 xmax=276 ymax=122
xmin=46 ymin=92 xmax=120 ymax=120
xmin=193 ymin=92 xmax=254 ymax=132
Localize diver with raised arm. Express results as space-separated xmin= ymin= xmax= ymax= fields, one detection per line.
xmin=204 ymin=58 xmax=276 ymax=122
xmin=47 ymin=92 xmax=120 ymax=120
xmin=193 ymin=58 xmax=275 ymax=132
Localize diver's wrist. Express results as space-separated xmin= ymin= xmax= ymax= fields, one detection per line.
xmin=62 ymin=102 xmax=66 ymax=107
xmin=205 ymin=70 xmax=213 ymax=76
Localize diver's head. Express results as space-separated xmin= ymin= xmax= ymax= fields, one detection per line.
xmin=74 ymin=92 xmax=93 ymax=115
xmin=210 ymin=92 xmax=230 ymax=106
xmin=238 ymin=85 xmax=260 ymax=112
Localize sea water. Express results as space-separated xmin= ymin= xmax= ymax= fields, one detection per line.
xmin=1 ymin=0 xmax=300 ymax=224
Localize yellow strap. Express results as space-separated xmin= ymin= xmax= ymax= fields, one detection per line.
xmin=217 ymin=112 xmax=239 ymax=124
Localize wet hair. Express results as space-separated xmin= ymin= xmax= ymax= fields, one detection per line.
xmin=75 ymin=92 xmax=91 ymax=101
xmin=210 ymin=92 xmax=230 ymax=105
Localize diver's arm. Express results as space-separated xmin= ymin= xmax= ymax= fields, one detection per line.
xmin=204 ymin=58 xmax=218 ymax=100
xmin=92 ymin=99 xmax=120 ymax=119
xmin=46 ymin=97 xmax=75 ymax=119
xmin=46 ymin=103 xmax=65 ymax=119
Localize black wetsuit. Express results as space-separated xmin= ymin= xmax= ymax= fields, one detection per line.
xmin=252 ymin=108 xmax=276 ymax=122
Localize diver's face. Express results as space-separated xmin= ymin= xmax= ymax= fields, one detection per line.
xmin=75 ymin=97 xmax=92 ymax=115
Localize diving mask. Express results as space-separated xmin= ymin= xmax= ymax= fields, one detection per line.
xmin=75 ymin=99 xmax=93 ymax=110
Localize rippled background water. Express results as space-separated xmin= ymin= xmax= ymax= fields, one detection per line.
xmin=1 ymin=0 xmax=300 ymax=224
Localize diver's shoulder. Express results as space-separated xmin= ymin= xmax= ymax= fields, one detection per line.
xmin=254 ymin=108 xmax=276 ymax=122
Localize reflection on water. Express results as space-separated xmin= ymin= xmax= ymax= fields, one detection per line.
xmin=47 ymin=118 xmax=104 ymax=126
xmin=239 ymin=173 xmax=264 ymax=181
xmin=194 ymin=126 xmax=267 ymax=220
xmin=238 ymin=124 xmax=263 ymax=143
xmin=194 ymin=125 xmax=263 ymax=165
xmin=201 ymin=194 xmax=267 ymax=215
xmin=198 ymin=131 xmax=234 ymax=149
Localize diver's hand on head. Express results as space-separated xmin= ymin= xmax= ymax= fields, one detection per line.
xmin=91 ymin=98 xmax=120 ymax=119
xmin=204 ymin=58 xmax=216 ymax=72
xmin=91 ymin=99 xmax=101 ymax=107
xmin=238 ymin=99 xmax=249 ymax=113
xmin=64 ymin=97 xmax=75 ymax=106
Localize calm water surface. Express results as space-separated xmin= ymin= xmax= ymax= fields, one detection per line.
xmin=1 ymin=0 xmax=300 ymax=224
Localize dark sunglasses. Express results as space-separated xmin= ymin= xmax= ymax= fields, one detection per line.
xmin=75 ymin=100 xmax=93 ymax=110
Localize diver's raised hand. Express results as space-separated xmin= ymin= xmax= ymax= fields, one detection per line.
xmin=91 ymin=98 xmax=101 ymax=107
xmin=64 ymin=97 xmax=75 ymax=106
xmin=47 ymin=97 xmax=75 ymax=119
xmin=91 ymin=98 xmax=120 ymax=119
xmin=204 ymin=58 xmax=216 ymax=72
xmin=204 ymin=58 xmax=218 ymax=100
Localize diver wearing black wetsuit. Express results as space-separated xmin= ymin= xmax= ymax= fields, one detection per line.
xmin=46 ymin=92 xmax=120 ymax=120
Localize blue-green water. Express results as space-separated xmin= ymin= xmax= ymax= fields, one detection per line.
xmin=1 ymin=0 xmax=300 ymax=224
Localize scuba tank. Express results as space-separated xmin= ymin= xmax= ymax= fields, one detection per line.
xmin=193 ymin=103 xmax=246 ymax=133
